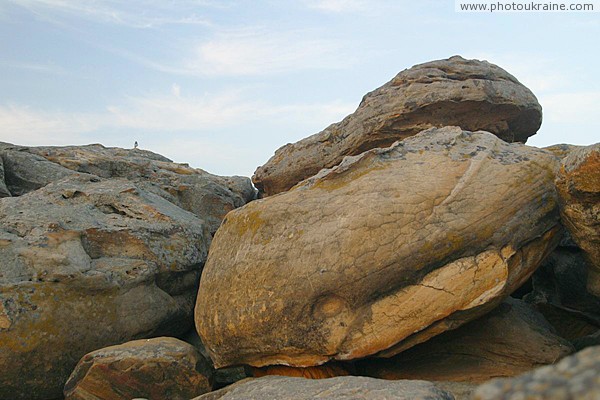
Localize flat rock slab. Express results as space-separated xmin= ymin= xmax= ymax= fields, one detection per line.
xmin=192 ymin=376 xmax=454 ymax=400
xmin=473 ymin=346 xmax=600 ymax=399
xmin=253 ymin=55 xmax=542 ymax=196
xmin=0 ymin=176 xmax=210 ymax=399
xmin=357 ymin=298 xmax=573 ymax=383
xmin=64 ymin=337 xmax=213 ymax=400
xmin=556 ymin=143 xmax=600 ymax=296
xmin=196 ymin=127 xmax=561 ymax=369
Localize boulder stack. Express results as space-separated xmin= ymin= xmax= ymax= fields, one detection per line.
xmin=253 ymin=56 xmax=542 ymax=196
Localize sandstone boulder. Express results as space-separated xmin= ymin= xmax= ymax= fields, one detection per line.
xmin=0 ymin=175 xmax=210 ymax=399
xmin=64 ymin=337 xmax=213 ymax=400
xmin=196 ymin=127 xmax=561 ymax=369
xmin=556 ymin=143 xmax=600 ymax=296
xmin=473 ymin=346 xmax=600 ymax=399
xmin=0 ymin=142 xmax=255 ymax=234
xmin=357 ymin=298 xmax=573 ymax=383
xmin=253 ymin=56 xmax=542 ymax=196
xmin=192 ymin=376 xmax=454 ymax=400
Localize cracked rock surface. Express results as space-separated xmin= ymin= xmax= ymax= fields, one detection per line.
xmin=555 ymin=143 xmax=600 ymax=296
xmin=64 ymin=337 xmax=213 ymax=400
xmin=195 ymin=126 xmax=561 ymax=369
xmin=0 ymin=175 xmax=210 ymax=399
xmin=191 ymin=376 xmax=455 ymax=400
xmin=253 ymin=56 xmax=542 ymax=196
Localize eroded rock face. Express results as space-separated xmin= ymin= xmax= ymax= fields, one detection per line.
xmin=191 ymin=376 xmax=454 ymax=400
xmin=473 ymin=346 xmax=600 ymax=400
xmin=357 ymin=298 xmax=573 ymax=383
xmin=0 ymin=142 xmax=255 ymax=234
xmin=555 ymin=143 xmax=600 ymax=296
xmin=196 ymin=127 xmax=561 ymax=369
xmin=0 ymin=175 xmax=210 ymax=399
xmin=253 ymin=56 xmax=542 ymax=196
xmin=64 ymin=337 xmax=213 ymax=400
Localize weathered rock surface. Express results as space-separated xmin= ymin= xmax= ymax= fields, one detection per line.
xmin=473 ymin=346 xmax=600 ymax=399
xmin=0 ymin=175 xmax=210 ymax=399
xmin=196 ymin=127 xmax=561 ymax=369
xmin=0 ymin=142 xmax=255 ymax=234
xmin=253 ymin=56 xmax=542 ymax=196
xmin=556 ymin=143 xmax=600 ymax=296
xmin=64 ymin=337 xmax=213 ymax=400
xmin=0 ymin=156 xmax=11 ymax=198
xmin=192 ymin=376 xmax=455 ymax=400
xmin=0 ymin=148 xmax=76 ymax=196
xmin=357 ymin=298 xmax=573 ymax=383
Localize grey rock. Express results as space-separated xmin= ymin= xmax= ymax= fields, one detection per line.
xmin=253 ymin=55 xmax=542 ymax=196
xmin=0 ymin=175 xmax=210 ymax=399
xmin=473 ymin=346 xmax=600 ymax=400
xmin=192 ymin=376 xmax=455 ymax=400
xmin=0 ymin=155 xmax=11 ymax=197
xmin=0 ymin=149 xmax=77 ymax=196
xmin=18 ymin=143 xmax=255 ymax=234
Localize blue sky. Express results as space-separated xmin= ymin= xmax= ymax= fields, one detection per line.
xmin=1 ymin=0 xmax=598 ymax=177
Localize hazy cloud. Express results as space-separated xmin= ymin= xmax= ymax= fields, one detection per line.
xmin=6 ymin=0 xmax=216 ymax=28
xmin=182 ymin=28 xmax=350 ymax=76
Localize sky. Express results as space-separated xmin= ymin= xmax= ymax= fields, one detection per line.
xmin=0 ymin=0 xmax=599 ymax=177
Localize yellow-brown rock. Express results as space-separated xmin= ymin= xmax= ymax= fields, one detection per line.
xmin=555 ymin=143 xmax=600 ymax=296
xmin=195 ymin=127 xmax=561 ymax=369
xmin=64 ymin=337 xmax=213 ymax=400
xmin=253 ymin=56 xmax=542 ymax=196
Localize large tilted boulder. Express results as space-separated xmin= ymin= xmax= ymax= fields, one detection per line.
xmin=555 ymin=143 xmax=600 ymax=296
xmin=0 ymin=143 xmax=255 ymax=234
xmin=473 ymin=346 xmax=600 ymax=399
xmin=357 ymin=298 xmax=573 ymax=383
xmin=192 ymin=376 xmax=454 ymax=400
xmin=0 ymin=175 xmax=210 ymax=399
xmin=253 ymin=56 xmax=542 ymax=196
xmin=64 ymin=337 xmax=213 ymax=400
xmin=195 ymin=127 xmax=561 ymax=369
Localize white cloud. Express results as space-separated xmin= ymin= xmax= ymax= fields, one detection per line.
xmin=181 ymin=29 xmax=350 ymax=76
xmin=0 ymin=60 xmax=66 ymax=75
xmin=6 ymin=0 xmax=216 ymax=28
xmin=0 ymin=87 xmax=356 ymax=147
xmin=0 ymin=104 xmax=100 ymax=144
xmin=541 ymin=91 xmax=600 ymax=124
xmin=0 ymin=89 xmax=357 ymax=175
xmin=305 ymin=0 xmax=368 ymax=13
